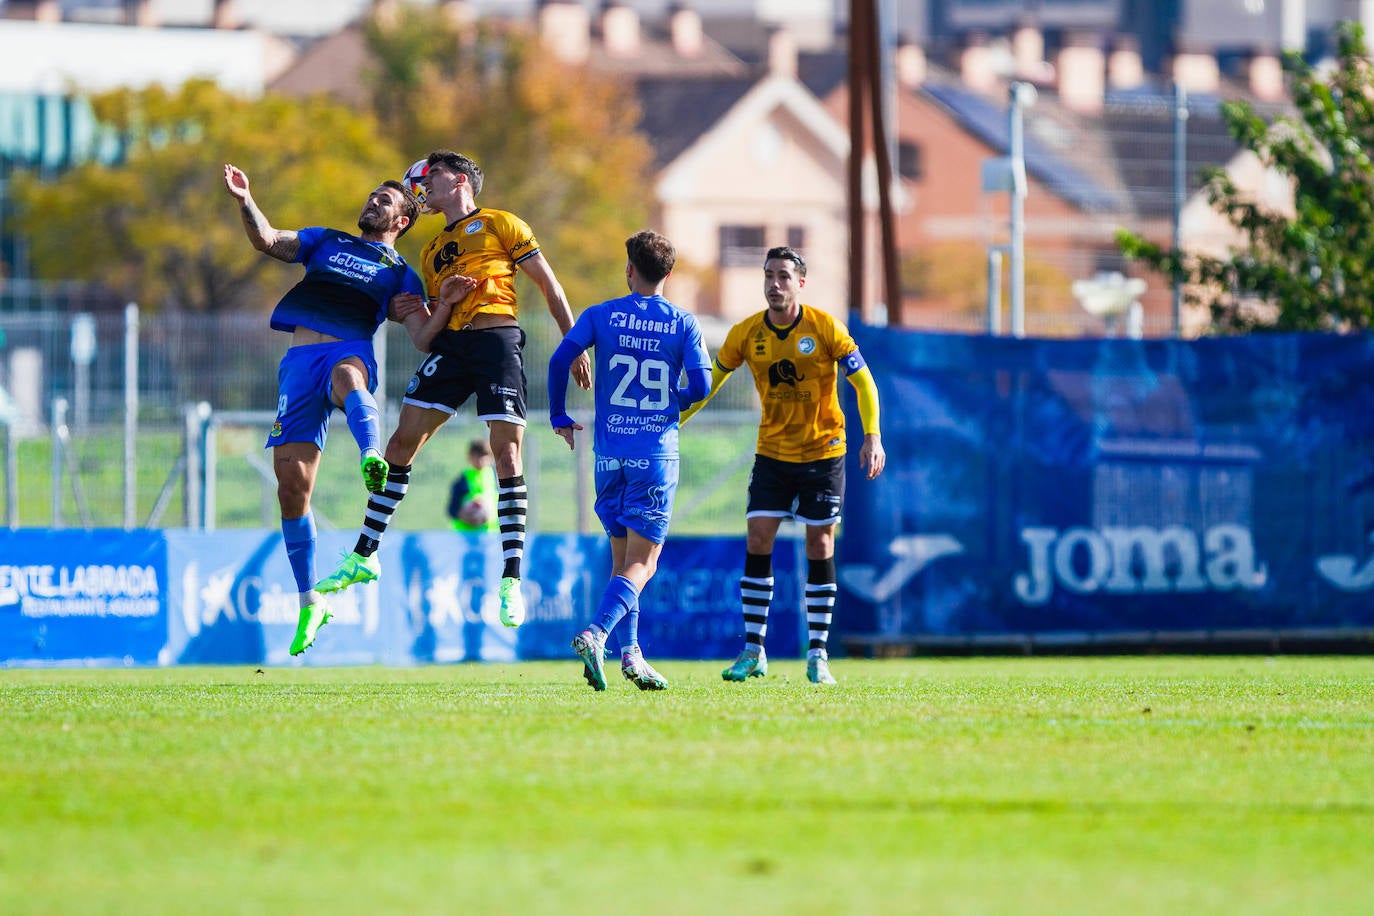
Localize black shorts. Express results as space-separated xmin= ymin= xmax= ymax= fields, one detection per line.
xmin=403 ymin=325 xmax=527 ymax=425
xmin=746 ymin=453 xmax=845 ymax=526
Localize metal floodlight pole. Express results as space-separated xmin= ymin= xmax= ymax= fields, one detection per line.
xmin=1008 ymin=81 xmax=1035 ymax=339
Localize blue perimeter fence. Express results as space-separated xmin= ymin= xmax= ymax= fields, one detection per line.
xmin=7 ymin=325 xmax=1374 ymax=665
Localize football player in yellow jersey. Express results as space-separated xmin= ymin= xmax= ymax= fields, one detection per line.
xmin=681 ymin=246 xmax=885 ymax=684
xmin=316 ymin=150 xmax=591 ymax=628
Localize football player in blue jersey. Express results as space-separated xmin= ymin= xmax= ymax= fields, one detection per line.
xmin=224 ymin=163 xmax=444 ymax=657
xmin=548 ymin=230 xmax=712 ymax=691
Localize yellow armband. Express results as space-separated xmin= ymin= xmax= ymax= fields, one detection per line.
xmin=847 ymin=365 xmax=881 ymax=436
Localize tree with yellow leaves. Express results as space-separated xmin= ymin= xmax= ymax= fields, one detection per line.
xmin=9 ymin=79 xmax=406 ymax=313
xmin=363 ymin=6 xmax=653 ymax=315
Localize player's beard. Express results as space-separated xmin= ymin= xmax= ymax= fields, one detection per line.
xmin=357 ymin=211 xmax=387 ymax=234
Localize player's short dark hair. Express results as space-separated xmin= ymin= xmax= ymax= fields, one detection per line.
xmin=468 ymin=438 xmax=491 ymax=458
xmin=625 ymin=230 xmax=676 ymax=284
xmin=764 ymin=245 xmax=806 ymax=277
xmin=380 ymin=179 xmax=419 ymax=237
xmin=427 ymin=149 xmax=484 ymax=198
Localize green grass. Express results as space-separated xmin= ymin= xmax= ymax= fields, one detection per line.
xmin=3 ymin=657 xmax=1372 ymax=915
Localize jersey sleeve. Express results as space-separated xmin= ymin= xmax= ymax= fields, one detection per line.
xmin=400 ymin=265 xmax=424 ymax=298
xmin=825 ymin=311 xmax=859 ymax=362
xmin=716 ymin=318 xmax=749 ymax=371
xmin=683 ymin=314 xmax=711 ymax=373
xmin=292 ymin=227 xmax=327 ymax=265
xmin=564 ymin=304 xmax=599 ymax=350
xmin=496 ymin=211 xmax=540 ymax=265
xmin=417 ymin=234 xmax=441 ymax=296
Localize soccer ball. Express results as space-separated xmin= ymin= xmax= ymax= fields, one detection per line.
xmin=402 ymin=159 xmax=433 ymax=214
xmin=459 ymin=498 xmax=490 ymax=526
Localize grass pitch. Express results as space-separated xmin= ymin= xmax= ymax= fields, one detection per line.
xmin=2 ymin=656 xmax=1372 ymax=915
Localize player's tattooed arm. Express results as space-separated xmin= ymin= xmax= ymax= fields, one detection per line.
xmin=224 ymin=163 xmax=299 ymax=261
xmin=261 ymin=227 xmax=300 ymax=262
xmin=238 ymin=198 xmax=298 ymax=261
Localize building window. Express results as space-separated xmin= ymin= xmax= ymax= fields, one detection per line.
xmin=898 ymin=140 xmax=922 ymax=180
xmin=718 ymin=224 xmax=767 ymax=267
xmin=787 ymin=226 xmax=806 ymax=250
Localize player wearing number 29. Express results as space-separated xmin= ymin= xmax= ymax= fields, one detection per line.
xmin=549 ymin=230 xmax=712 ymax=691
xmin=681 ymin=246 xmax=885 ymax=685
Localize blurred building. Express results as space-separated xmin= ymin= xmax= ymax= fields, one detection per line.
xmin=921 ymin=0 xmax=1374 ymax=67
xmin=2 ymin=0 xmax=1364 ymax=335
xmin=271 ymin=1 xmax=873 ymax=326
xmin=0 ymin=1 xmax=295 ymax=94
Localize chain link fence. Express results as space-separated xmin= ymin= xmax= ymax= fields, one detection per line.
xmin=0 ymin=301 xmax=763 ymax=536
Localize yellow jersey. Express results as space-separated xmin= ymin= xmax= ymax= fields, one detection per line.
xmin=716 ymin=305 xmax=858 ymax=462
xmin=418 ymin=207 xmax=540 ymax=330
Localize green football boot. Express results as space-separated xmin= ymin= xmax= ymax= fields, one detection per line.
xmin=361 ymin=454 xmax=389 ymax=494
xmin=572 ymin=628 xmax=607 ymax=692
xmin=721 ymin=646 xmax=767 ymax=681
xmin=289 ymin=602 xmax=332 ymax=656
xmin=315 ymin=551 xmax=380 ymax=594
xmin=499 ymin=576 xmax=526 ymax=627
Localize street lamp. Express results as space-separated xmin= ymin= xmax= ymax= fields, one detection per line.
xmin=1072 ymin=271 xmax=1147 ymax=338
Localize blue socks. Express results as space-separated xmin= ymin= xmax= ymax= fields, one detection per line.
xmin=593 ymin=575 xmax=639 ymax=643
xmin=343 ymin=389 xmax=381 ymax=455
xmin=620 ymin=592 xmax=641 ymax=655
xmin=281 ymin=513 xmax=317 ymax=597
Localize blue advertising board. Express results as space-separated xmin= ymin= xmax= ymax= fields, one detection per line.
xmin=637 ymin=536 xmax=804 ymax=661
xmin=0 ymin=529 xmax=166 ymax=664
xmin=837 ymin=329 xmax=1374 ymax=643
xmin=0 ymin=529 xmax=789 ymax=666
xmin=160 ymin=530 xmax=778 ymax=665
xmin=11 ymin=327 xmax=1374 ymax=664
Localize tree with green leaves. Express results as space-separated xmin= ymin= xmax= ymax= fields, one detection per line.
xmin=362 ymin=6 xmax=653 ymax=316
xmin=8 ymin=79 xmax=406 ymax=313
xmin=1118 ymin=23 xmax=1374 ymax=333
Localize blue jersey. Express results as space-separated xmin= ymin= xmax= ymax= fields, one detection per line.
xmin=269 ymin=227 xmax=423 ymax=341
xmin=564 ymin=293 xmax=711 ymax=459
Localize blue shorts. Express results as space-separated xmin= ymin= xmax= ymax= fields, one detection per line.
xmin=593 ymin=456 xmax=679 ymax=544
xmin=265 ymin=339 xmax=378 ymax=450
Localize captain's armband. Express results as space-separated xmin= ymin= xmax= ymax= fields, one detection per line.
xmin=841 ymin=349 xmax=867 ymax=376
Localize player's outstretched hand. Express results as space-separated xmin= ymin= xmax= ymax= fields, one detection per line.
xmin=223 ymin=164 xmax=250 ymax=201
xmin=550 ymin=413 xmax=581 ymax=450
xmin=552 ymin=419 xmax=582 ymax=450
xmin=861 ymin=433 xmax=886 ymax=480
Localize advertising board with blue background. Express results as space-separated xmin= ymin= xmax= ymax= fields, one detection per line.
xmin=0 ymin=529 xmax=166 ymax=664
xmin=839 ymin=328 xmax=1374 ymax=641
xmin=0 ymin=527 xmax=799 ymax=666
xmin=5 ymin=328 xmax=1374 ymax=665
